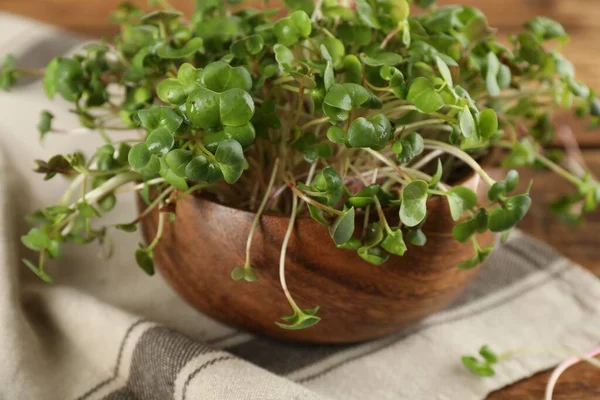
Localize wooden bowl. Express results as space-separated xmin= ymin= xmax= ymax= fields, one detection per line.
xmin=140 ymin=172 xmax=494 ymax=344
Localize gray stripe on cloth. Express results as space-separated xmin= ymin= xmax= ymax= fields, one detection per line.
xmin=225 ymin=236 xmax=562 ymax=377
xmin=181 ymin=356 xmax=237 ymax=400
xmin=76 ymin=319 xmax=148 ymax=400
xmin=102 ymin=389 xmax=136 ymax=400
xmin=100 ymin=327 xmax=218 ymax=400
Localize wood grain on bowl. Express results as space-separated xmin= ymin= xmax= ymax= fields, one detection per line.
xmin=140 ymin=172 xmax=494 ymax=343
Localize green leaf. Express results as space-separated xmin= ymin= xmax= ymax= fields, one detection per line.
xmin=381 ymin=228 xmax=407 ymax=256
xmin=503 ymin=139 xmax=536 ymax=167
xmin=128 ymin=143 xmax=152 ymax=171
xmin=231 ymin=266 xmax=258 ymax=282
xmin=22 ymin=259 xmax=53 ymax=283
xmin=138 ymin=106 xmax=183 ymax=132
xmin=313 ymin=166 xmax=344 ymax=206
xmin=478 ymin=109 xmax=498 ymax=139
xmin=358 ymin=246 xmax=390 ymax=265
xmin=77 ymin=202 xmax=100 ymax=218
xmin=488 ymin=195 xmax=531 ymax=232
xmin=347 ymin=115 xmax=392 ymax=150
xmin=447 ymin=186 xmax=478 ymax=221
xmin=231 ymin=34 xmax=265 ymax=58
xmin=0 ymin=55 xmax=17 ymax=90
xmin=54 ymin=58 xmax=84 ymax=101
xmin=347 ymin=184 xmax=380 ymax=208
xmin=146 ymin=127 xmax=175 ymax=155
xmin=159 ymin=157 xmax=189 ymax=190
xmin=185 ymin=87 xmax=221 ymax=128
xmin=324 ymin=83 xmax=370 ymax=111
xmin=37 ymin=110 xmax=54 ymax=140
xmin=308 ymin=203 xmax=330 ymax=226
xmin=157 ymin=37 xmax=204 ymax=59
xmin=459 ymin=106 xmax=476 ymax=138
xmin=276 ymin=306 xmax=321 ymax=330
xmin=461 ymin=356 xmax=495 ymax=377
xmin=21 ymin=228 xmax=51 ymax=251
xmin=43 ymin=57 xmax=59 ymax=98
xmin=219 ymin=88 xmax=255 ymax=126
xmin=435 ymin=56 xmax=453 ymax=86
xmin=135 ymin=248 xmax=155 ymax=275
xmin=360 ymin=52 xmax=403 ymax=67
xmin=329 ymin=207 xmax=355 ymax=246
xmin=429 ymin=159 xmax=443 ymax=188
xmin=363 ymin=222 xmax=384 ymax=248
xmin=525 ymin=17 xmax=567 ymax=41
xmin=343 ymin=55 xmax=363 ymax=84
xmin=223 ymin=123 xmax=256 ymax=149
xmin=479 ymin=345 xmax=499 ymax=364
xmin=400 ymin=180 xmax=428 ymax=227
xmin=165 ymin=149 xmax=193 ymax=177
xmin=356 ymin=0 xmax=381 ymax=29
xmin=452 ymin=209 xmax=488 ymax=242
xmin=274 ymin=10 xmax=312 ymax=46
xmin=488 ymin=170 xmax=519 ymax=201
xmin=321 ymin=37 xmax=345 ymax=68
xmin=116 ymin=223 xmax=138 ymax=232
xmin=274 ymin=44 xmax=294 ymax=71
xmin=177 ymin=63 xmax=202 ymax=86
xmin=156 ymin=78 xmax=187 ymax=105
xmin=201 ymin=61 xmax=252 ymax=92
xmin=485 ymin=52 xmax=501 ymax=96
xmin=215 ymin=139 xmax=245 ymax=184
xmin=393 ymin=132 xmax=424 ymax=164
xmin=185 ymin=156 xmax=223 ymax=183
xmin=326 ymin=126 xmax=346 ymax=144
xmin=407 ymin=229 xmax=427 ymax=246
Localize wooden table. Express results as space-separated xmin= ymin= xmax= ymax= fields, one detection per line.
xmin=1 ymin=0 xmax=599 ymax=398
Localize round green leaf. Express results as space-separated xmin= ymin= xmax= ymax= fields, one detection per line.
xmin=186 ymin=87 xmax=221 ymax=128
xmin=324 ymin=83 xmax=370 ymax=111
xmin=138 ymin=106 xmax=184 ymax=132
xmin=488 ymin=195 xmax=532 ymax=232
xmin=128 ymin=143 xmax=151 ymax=170
xmin=156 ymin=37 xmax=204 ymax=59
xmin=215 ymin=139 xmax=245 ymax=184
xmin=400 ymin=180 xmax=429 ymax=227
xmin=478 ymin=109 xmax=499 ymax=139
xmin=447 ymin=186 xmax=478 ymax=221
xmin=165 ymin=149 xmax=193 ymax=177
xmin=146 ymin=127 xmax=175 ymax=155
xmin=347 ymin=115 xmax=392 ymax=150
xmin=219 ymin=89 xmax=255 ymax=127
xmin=157 ymin=78 xmax=187 ymax=105
xmin=201 ymin=61 xmax=252 ymax=92
xmin=135 ymin=248 xmax=155 ymax=275
xmin=381 ymin=228 xmax=407 ymax=256
xmin=329 ymin=207 xmax=355 ymax=246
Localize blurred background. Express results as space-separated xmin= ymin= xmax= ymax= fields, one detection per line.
xmin=0 ymin=0 xmax=597 ymax=95
xmin=0 ymin=1 xmax=599 ymax=398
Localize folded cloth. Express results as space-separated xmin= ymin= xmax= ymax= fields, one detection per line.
xmin=0 ymin=13 xmax=599 ymax=400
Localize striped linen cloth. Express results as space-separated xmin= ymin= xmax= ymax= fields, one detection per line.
xmin=0 ymin=13 xmax=599 ymax=400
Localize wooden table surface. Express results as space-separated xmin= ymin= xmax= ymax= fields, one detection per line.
xmin=1 ymin=0 xmax=599 ymax=398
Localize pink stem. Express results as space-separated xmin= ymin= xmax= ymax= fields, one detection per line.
xmin=545 ymin=345 xmax=600 ymax=400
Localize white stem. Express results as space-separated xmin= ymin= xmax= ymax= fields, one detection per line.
xmin=245 ymin=159 xmax=280 ymax=267
xmin=410 ymin=149 xmax=443 ymax=170
xmin=423 ymin=140 xmax=495 ymax=186
xmin=311 ymin=0 xmax=324 ymax=22
xmin=279 ymin=193 xmax=299 ymax=310
xmin=61 ymin=171 xmax=140 ymax=236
